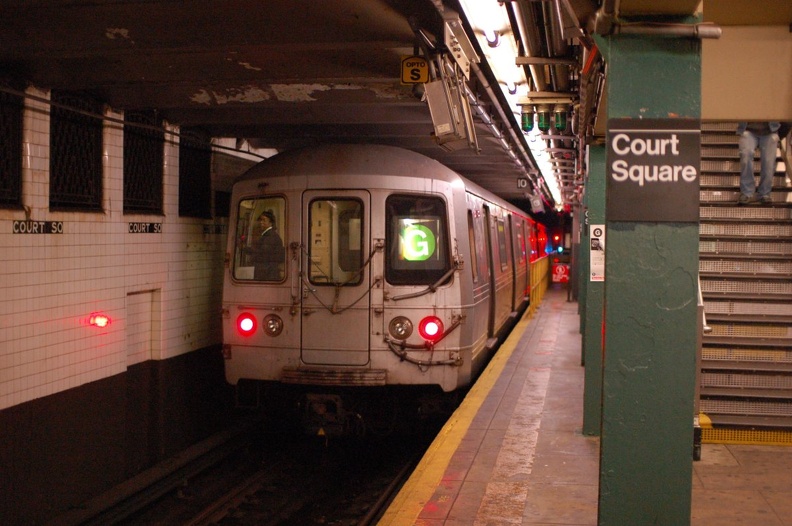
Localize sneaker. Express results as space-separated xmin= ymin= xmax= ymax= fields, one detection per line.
xmin=760 ymin=195 xmax=772 ymax=205
xmin=738 ymin=194 xmax=756 ymax=205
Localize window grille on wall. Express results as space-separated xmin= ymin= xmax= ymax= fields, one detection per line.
xmin=49 ymin=90 xmax=103 ymax=211
xmin=0 ymin=86 xmax=23 ymax=207
xmin=178 ymin=127 xmax=212 ymax=219
xmin=124 ymin=110 xmax=164 ymax=214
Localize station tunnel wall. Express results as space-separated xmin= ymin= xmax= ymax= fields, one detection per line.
xmin=0 ymin=87 xmax=248 ymax=524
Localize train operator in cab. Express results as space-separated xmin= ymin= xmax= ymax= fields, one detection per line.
xmin=252 ymin=210 xmax=284 ymax=281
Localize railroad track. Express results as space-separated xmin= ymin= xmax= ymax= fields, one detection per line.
xmin=175 ymin=435 xmax=427 ymax=526
xmin=49 ymin=413 xmax=438 ymax=526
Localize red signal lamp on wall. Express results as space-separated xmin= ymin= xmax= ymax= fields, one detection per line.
xmin=89 ymin=313 xmax=111 ymax=328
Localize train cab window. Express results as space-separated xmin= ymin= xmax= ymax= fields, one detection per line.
xmin=385 ymin=195 xmax=450 ymax=286
xmin=233 ymin=197 xmax=286 ymax=282
xmin=308 ymin=198 xmax=363 ymax=286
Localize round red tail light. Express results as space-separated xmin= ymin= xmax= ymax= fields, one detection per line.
xmin=237 ymin=313 xmax=257 ymax=336
xmin=418 ymin=316 xmax=444 ymax=343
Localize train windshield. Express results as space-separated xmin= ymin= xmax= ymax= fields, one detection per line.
xmin=385 ymin=195 xmax=450 ymax=285
xmin=232 ymin=197 xmax=286 ymax=282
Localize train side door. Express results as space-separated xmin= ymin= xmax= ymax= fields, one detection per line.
xmin=301 ymin=191 xmax=371 ymax=365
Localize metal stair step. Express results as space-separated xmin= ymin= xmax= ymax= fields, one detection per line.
xmin=699 ymin=239 xmax=792 ymax=257
xmin=700 ymin=278 xmax=792 ymax=298
xmin=702 ymin=121 xmax=740 ymax=132
xmin=700 ymin=221 xmax=792 ymax=237
xmin=700 ymin=397 xmax=792 ymax=417
xmin=703 ymin=298 xmax=792 ymax=314
xmin=701 ymin=359 xmax=792 ymax=373
xmin=700 ymin=258 xmax=792 ymax=275
xmin=702 ymin=346 xmax=792 ymax=365
xmin=701 ymin=386 xmax=792 ymax=399
xmin=701 ymin=370 xmax=792 ymax=390
xmin=705 ymin=320 xmax=792 ymax=337
xmin=701 ymin=172 xmax=787 ymax=185
xmin=700 ymin=206 xmax=792 ymax=222
xmin=703 ymin=413 xmax=792 ymax=428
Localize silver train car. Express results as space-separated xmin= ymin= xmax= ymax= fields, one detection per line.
xmin=221 ymin=144 xmax=549 ymax=433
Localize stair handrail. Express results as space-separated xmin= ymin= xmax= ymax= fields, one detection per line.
xmin=694 ymin=277 xmax=708 ymax=460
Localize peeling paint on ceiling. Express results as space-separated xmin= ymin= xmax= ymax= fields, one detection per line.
xmin=270 ymin=84 xmax=331 ymax=102
xmin=190 ymin=86 xmax=271 ymax=105
xmin=105 ymin=27 xmax=134 ymax=43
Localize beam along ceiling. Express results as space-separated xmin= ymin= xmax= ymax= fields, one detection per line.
xmin=1 ymin=1 xmax=787 ymax=212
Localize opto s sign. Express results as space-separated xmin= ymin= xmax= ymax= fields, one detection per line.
xmin=606 ymin=118 xmax=700 ymax=222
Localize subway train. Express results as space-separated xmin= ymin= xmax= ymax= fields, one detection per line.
xmin=221 ymin=144 xmax=550 ymax=434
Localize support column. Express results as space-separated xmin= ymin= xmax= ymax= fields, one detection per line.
xmin=582 ymin=144 xmax=606 ymax=436
xmin=596 ymin=33 xmax=701 ymax=525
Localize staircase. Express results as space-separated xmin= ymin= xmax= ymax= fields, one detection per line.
xmin=698 ymin=121 xmax=792 ymax=444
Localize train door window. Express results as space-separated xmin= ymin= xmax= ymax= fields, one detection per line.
xmin=513 ymin=218 xmax=526 ymax=264
xmin=308 ymin=198 xmax=363 ymax=286
xmin=496 ymin=218 xmax=508 ymax=271
xmin=233 ymin=197 xmax=286 ymax=282
xmin=467 ymin=210 xmax=479 ymax=283
xmin=385 ymin=194 xmax=450 ymax=285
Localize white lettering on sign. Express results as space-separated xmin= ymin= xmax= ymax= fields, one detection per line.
xmin=128 ymin=222 xmax=162 ymax=233
xmin=13 ymin=220 xmax=64 ymax=234
xmin=609 ymin=131 xmax=698 ymax=186
xmin=611 ymin=133 xmax=680 ymax=156
xmin=611 ymin=160 xmax=697 ymax=187
xmin=606 ymin=119 xmax=700 ymax=222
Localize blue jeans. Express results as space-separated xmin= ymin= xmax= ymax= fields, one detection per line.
xmin=739 ymin=130 xmax=779 ymax=198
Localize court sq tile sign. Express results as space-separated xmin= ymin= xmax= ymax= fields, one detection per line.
xmin=606 ymin=118 xmax=700 ymax=222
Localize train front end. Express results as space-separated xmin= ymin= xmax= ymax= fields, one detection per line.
xmin=220 ymin=146 xmax=473 ymax=434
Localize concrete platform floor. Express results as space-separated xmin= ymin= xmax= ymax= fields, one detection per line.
xmin=381 ymin=286 xmax=792 ymax=525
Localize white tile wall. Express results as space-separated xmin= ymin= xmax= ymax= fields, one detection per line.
xmin=0 ymin=88 xmax=228 ymax=410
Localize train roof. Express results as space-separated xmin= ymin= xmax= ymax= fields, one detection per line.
xmin=234 ymin=144 xmax=527 ymax=216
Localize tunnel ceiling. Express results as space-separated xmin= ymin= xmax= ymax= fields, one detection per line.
xmin=0 ymin=1 xmax=789 ymax=210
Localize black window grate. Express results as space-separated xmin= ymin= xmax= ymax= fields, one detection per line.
xmin=178 ymin=127 xmax=212 ymax=219
xmin=49 ymin=90 xmax=103 ymax=211
xmin=124 ymin=110 xmax=164 ymax=214
xmin=0 ymin=87 xmax=23 ymax=207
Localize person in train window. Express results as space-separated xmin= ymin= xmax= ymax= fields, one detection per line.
xmin=737 ymin=121 xmax=780 ymax=205
xmin=251 ymin=210 xmax=284 ymax=280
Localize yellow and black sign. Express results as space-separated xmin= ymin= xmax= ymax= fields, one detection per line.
xmin=401 ymin=56 xmax=429 ymax=84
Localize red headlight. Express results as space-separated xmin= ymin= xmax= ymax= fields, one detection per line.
xmin=418 ymin=316 xmax=444 ymax=343
xmin=237 ymin=313 xmax=257 ymax=336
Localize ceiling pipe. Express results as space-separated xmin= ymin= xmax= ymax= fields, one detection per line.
xmin=588 ymin=0 xmax=721 ymax=39
xmin=542 ymin=0 xmax=571 ymax=94
xmin=512 ymin=0 xmax=547 ymax=92
xmin=613 ymin=23 xmax=722 ymax=39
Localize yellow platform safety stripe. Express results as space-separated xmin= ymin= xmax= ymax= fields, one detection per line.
xmin=378 ymin=303 xmax=540 ymax=525
xmin=699 ymin=412 xmax=792 ymax=446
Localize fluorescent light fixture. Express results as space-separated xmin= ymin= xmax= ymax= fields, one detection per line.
xmin=459 ymin=0 xmax=560 ymax=206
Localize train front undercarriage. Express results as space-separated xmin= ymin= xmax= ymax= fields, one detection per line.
xmin=234 ymin=379 xmax=463 ymax=437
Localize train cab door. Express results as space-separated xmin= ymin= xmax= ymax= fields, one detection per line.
xmin=300 ymin=191 xmax=371 ymax=365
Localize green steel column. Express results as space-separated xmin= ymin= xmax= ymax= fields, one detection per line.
xmin=596 ymin=33 xmax=700 ymax=525
xmin=582 ymin=145 xmax=606 ymax=436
